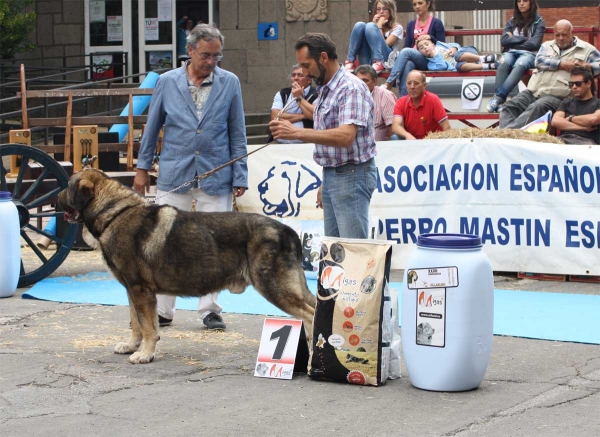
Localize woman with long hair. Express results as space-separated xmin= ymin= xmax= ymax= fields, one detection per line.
xmin=487 ymin=0 xmax=545 ymax=112
xmin=343 ymin=0 xmax=404 ymax=74
xmin=384 ymin=0 xmax=445 ymax=96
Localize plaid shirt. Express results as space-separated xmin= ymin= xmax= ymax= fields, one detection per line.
xmin=313 ymin=67 xmax=376 ymax=167
xmin=371 ymin=85 xmax=397 ymax=141
xmin=535 ymin=37 xmax=600 ymax=75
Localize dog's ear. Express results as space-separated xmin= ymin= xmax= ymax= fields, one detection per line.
xmin=70 ymin=177 xmax=95 ymax=211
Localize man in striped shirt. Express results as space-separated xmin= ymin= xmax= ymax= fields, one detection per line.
xmin=354 ymin=64 xmax=397 ymax=141
xmin=269 ymin=33 xmax=377 ymax=239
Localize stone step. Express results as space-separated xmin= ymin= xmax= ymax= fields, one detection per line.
xmin=244 ymin=112 xmax=271 ymax=125
xmin=247 ymin=134 xmax=270 ymax=145
xmin=246 ymin=123 xmax=270 ymax=137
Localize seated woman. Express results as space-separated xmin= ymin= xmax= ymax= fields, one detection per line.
xmin=416 ymin=35 xmax=497 ymax=72
xmin=343 ymin=0 xmax=404 ymax=74
xmin=487 ymin=0 xmax=545 ymax=113
xmin=384 ymin=0 xmax=446 ymax=96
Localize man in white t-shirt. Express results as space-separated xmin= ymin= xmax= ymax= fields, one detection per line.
xmin=270 ymin=64 xmax=318 ymax=143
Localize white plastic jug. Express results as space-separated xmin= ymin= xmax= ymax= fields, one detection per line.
xmin=402 ymin=233 xmax=494 ymax=391
xmin=0 ymin=191 xmax=21 ymax=298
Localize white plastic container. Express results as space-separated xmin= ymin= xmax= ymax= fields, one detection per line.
xmin=402 ymin=233 xmax=493 ymax=391
xmin=0 ymin=191 xmax=20 ymax=298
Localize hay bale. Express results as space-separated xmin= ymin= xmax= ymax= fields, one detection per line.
xmin=425 ymin=128 xmax=564 ymax=144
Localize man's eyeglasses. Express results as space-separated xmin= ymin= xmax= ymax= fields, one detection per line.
xmin=195 ymin=50 xmax=223 ymax=62
xmin=568 ymin=80 xmax=588 ymax=88
xmin=376 ymin=7 xmax=389 ymax=12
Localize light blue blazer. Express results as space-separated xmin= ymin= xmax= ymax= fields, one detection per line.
xmin=138 ymin=64 xmax=248 ymax=195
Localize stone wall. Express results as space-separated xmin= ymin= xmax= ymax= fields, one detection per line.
xmin=18 ymin=0 xmax=86 ymax=69
xmin=219 ymin=0 xmax=367 ymax=113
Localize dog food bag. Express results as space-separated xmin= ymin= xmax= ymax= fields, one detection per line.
xmin=279 ymin=219 xmax=321 ymax=279
xmin=308 ymin=237 xmax=396 ymax=386
xmin=298 ymin=220 xmax=322 ymax=280
xmin=281 ymin=218 xmax=380 ymax=280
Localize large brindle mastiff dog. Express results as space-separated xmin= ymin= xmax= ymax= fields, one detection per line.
xmin=58 ymin=169 xmax=316 ymax=364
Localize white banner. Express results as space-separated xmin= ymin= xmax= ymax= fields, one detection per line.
xmin=236 ymin=139 xmax=600 ymax=275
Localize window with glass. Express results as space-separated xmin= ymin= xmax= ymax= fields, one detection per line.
xmin=89 ymin=0 xmax=124 ymax=46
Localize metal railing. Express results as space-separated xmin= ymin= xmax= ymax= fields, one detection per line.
xmin=0 ymin=52 xmax=128 ymax=87
xmin=0 ymin=64 xmax=168 ymax=144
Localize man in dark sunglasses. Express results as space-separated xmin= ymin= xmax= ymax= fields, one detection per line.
xmin=500 ymin=19 xmax=600 ymax=129
xmin=551 ymin=66 xmax=600 ymax=145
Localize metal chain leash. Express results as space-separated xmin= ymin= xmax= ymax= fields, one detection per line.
xmin=144 ymin=94 xmax=301 ymax=204
xmin=147 ymin=177 xmax=198 ymax=204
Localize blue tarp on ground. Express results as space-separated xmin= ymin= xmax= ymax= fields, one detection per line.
xmin=22 ymin=272 xmax=600 ymax=344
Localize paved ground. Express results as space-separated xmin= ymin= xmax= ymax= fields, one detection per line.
xmin=1 ymin=249 xmax=599 ymax=436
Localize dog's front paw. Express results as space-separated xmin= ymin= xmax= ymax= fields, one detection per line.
xmin=114 ymin=341 xmax=139 ymax=354
xmin=129 ymin=351 xmax=155 ymax=364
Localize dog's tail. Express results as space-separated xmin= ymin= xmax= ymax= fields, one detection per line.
xmin=281 ymin=223 xmax=304 ymax=262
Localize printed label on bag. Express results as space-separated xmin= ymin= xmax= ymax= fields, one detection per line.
xmin=415 ymin=288 xmax=446 ymax=348
xmin=406 ymin=266 xmax=458 ymax=289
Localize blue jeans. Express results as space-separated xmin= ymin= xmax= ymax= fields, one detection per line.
xmin=322 ymin=158 xmax=377 ymax=238
xmin=386 ymin=48 xmax=428 ymax=96
xmin=347 ymin=22 xmax=392 ymax=65
xmin=494 ymin=50 xmax=535 ymax=101
xmin=389 ymin=134 xmax=404 ymax=140
xmin=499 ymin=89 xmax=562 ymax=129
xmin=454 ymin=46 xmax=479 ymax=71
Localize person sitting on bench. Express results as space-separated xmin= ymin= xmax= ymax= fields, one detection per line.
xmin=551 ymin=66 xmax=600 ymax=145
xmin=500 ymin=20 xmax=600 ymax=130
xmin=383 ymin=0 xmax=446 ymax=96
xmin=415 ymin=35 xmax=497 ymax=72
xmin=270 ymin=64 xmax=318 ymax=144
xmin=391 ymin=70 xmax=450 ymax=140
xmin=487 ymin=0 xmax=545 ymax=113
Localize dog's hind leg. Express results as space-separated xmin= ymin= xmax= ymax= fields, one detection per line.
xmin=115 ymin=285 xmax=159 ymax=364
xmin=114 ymin=291 xmax=143 ymax=355
xmin=253 ymin=264 xmax=316 ymax=348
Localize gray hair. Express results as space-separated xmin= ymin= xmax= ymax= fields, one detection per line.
xmin=354 ymin=65 xmax=378 ymax=81
xmin=187 ymin=24 xmax=224 ymax=49
xmin=289 ymin=64 xmax=302 ymax=76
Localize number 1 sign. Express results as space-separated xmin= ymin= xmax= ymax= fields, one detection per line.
xmin=254 ymin=318 xmax=304 ymax=380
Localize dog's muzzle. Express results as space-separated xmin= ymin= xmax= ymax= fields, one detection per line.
xmin=63 ymin=209 xmax=82 ymax=224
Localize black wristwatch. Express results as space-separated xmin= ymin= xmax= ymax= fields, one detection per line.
xmin=568 ymin=114 xmax=574 ymax=122
xmin=295 ymin=96 xmax=302 ymax=103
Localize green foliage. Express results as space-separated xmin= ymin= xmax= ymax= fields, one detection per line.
xmin=0 ymin=0 xmax=37 ymax=59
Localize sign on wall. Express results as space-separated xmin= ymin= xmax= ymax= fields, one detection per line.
xmin=257 ymin=22 xmax=278 ymax=40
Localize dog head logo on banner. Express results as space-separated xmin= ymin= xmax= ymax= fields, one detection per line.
xmin=257 ymin=160 xmax=321 ymax=217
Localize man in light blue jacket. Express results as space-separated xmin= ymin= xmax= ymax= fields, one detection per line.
xmin=134 ymin=24 xmax=248 ymax=330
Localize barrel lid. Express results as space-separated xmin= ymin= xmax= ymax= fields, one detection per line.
xmin=0 ymin=191 xmax=12 ymax=200
xmin=417 ymin=233 xmax=482 ymax=249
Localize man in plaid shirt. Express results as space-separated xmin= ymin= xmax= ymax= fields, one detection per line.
xmin=270 ymin=33 xmax=377 ymax=239
xmin=500 ymin=20 xmax=600 ymax=129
